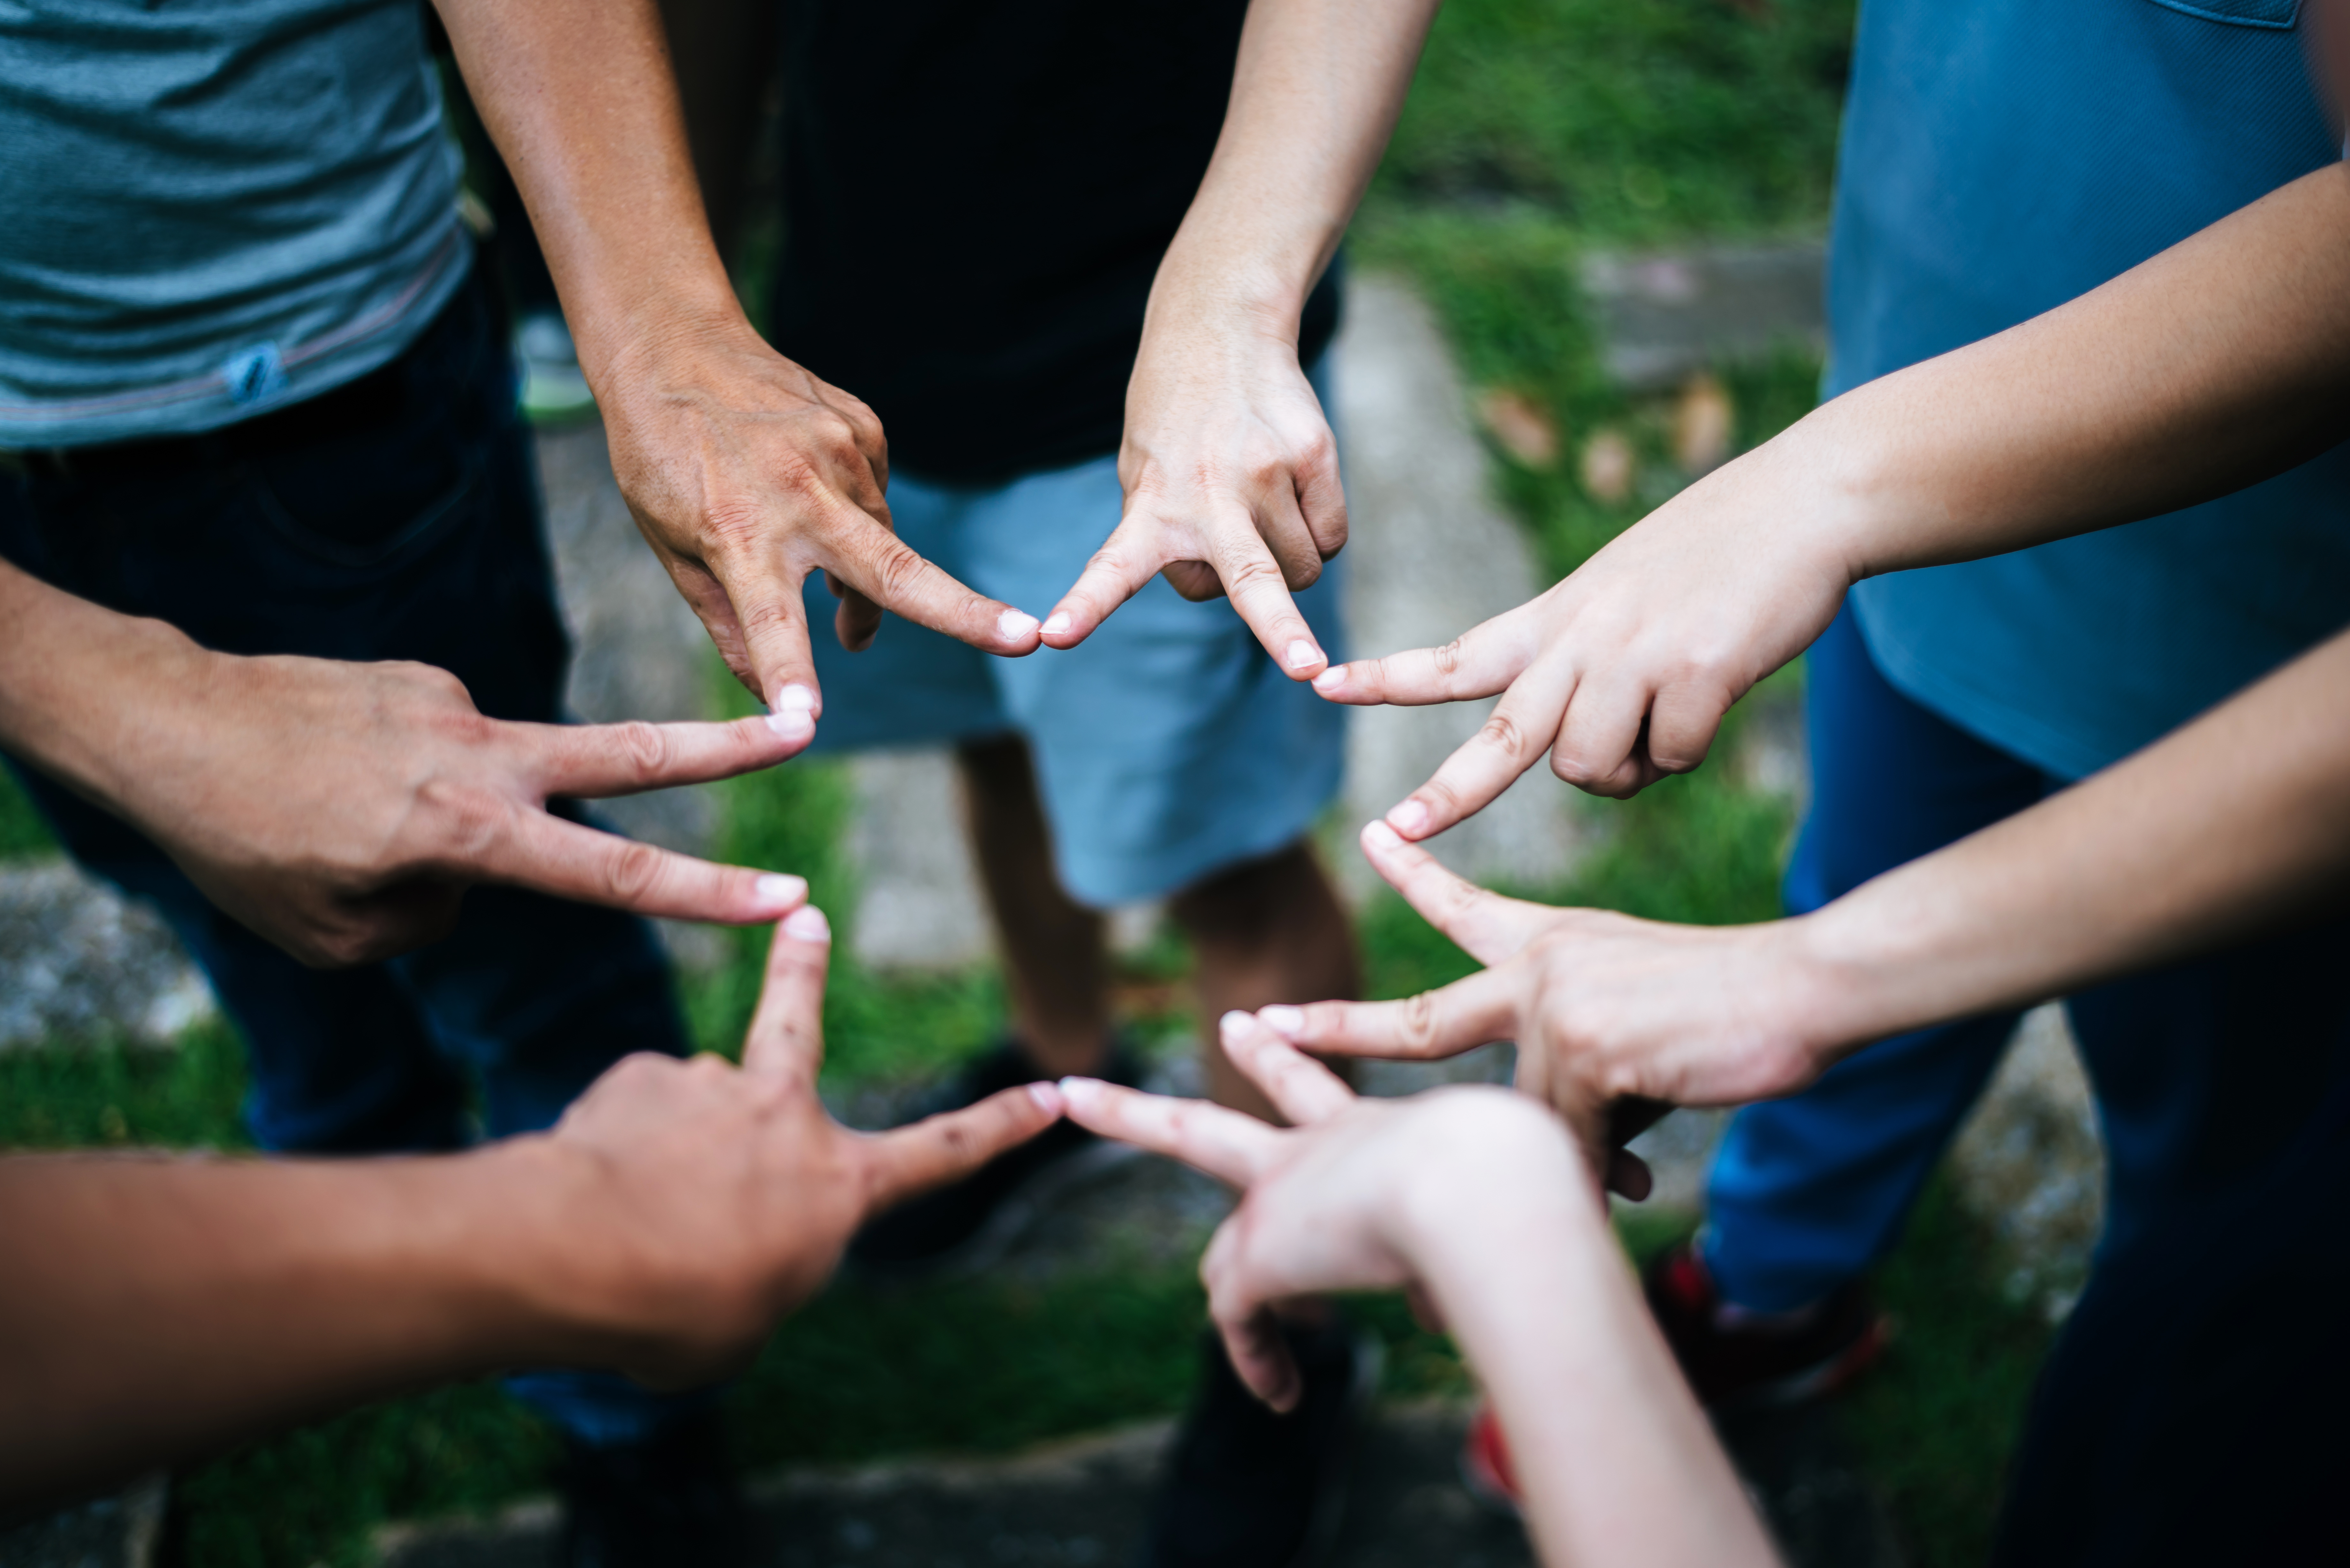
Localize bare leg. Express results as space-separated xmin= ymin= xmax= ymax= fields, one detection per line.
xmin=955 ymin=734 xmax=1112 ymax=1077
xmin=1171 ymin=841 xmax=1359 ymax=1122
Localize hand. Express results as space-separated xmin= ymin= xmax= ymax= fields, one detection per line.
xmin=1311 ymin=434 xmax=1857 ymax=822
xmin=111 ymin=647 xmax=815 ymax=968
xmin=526 ymin=906 xmax=1063 ymax=1389
xmin=597 ymin=315 xmax=1043 ymax=718
xmin=1041 ymin=304 xmax=1344 ymax=679
xmin=1059 ymin=1017 xmax=1600 ymax=1410
xmin=1255 ymin=822 xmax=1835 ymax=1163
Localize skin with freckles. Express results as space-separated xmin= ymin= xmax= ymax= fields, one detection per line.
xmin=1059 ymin=1022 xmax=1778 ymax=1568
xmin=1313 ymin=162 xmax=2350 ymax=826
xmin=0 ymin=908 xmax=1062 ymax=1509
xmin=0 ymin=560 xmax=813 ymax=969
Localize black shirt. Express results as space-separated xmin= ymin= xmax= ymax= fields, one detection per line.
xmin=769 ymin=0 xmax=1343 ymax=485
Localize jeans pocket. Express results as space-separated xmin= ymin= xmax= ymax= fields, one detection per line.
xmin=2142 ymin=0 xmax=2299 ymax=29
xmin=248 ymin=440 xmax=482 ymax=570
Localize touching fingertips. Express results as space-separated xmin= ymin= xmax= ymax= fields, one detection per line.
xmin=1282 ymin=639 xmax=1323 ymax=674
xmin=771 ymin=682 xmax=818 ymax=714
xmin=1383 ymin=799 xmax=1430 ymax=838
xmin=781 ymin=904 xmax=831 ymax=943
xmin=1256 ymin=1005 xmax=1305 ymax=1040
xmin=766 ymin=708 xmax=814 ymax=745
xmin=1217 ymin=1009 xmax=1255 ymax=1045
xmin=1026 ymin=1080 xmax=1065 ymax=1115
xmin=1361 ymin=818 xmax=1406 ymax=853
xmin=1040 ymin=610 xmax=1074 ymax=638
xmin=1311 ymin=666 xmax=1348 ymax=696
xmin=753 ymin=873 xmax=806 ymax=910
xmin=1056 ymin=1075 xmax=1102 ymax=1110
xmin=997 ymin=608 xmax=1041 ymax=644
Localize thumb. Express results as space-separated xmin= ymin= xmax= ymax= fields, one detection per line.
xmin=741 ymin=906 xmax=834 ymax=1083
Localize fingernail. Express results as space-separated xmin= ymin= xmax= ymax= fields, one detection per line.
xmin=1218 ymin=1009 xmax=1255 ymax=1044
xmin=1385 ymin=799 xmax=1430 ymax=837
xmin=1258 ymin=1005 xmax=1305 ymax=1039
xmin=1283 ymin=640 xmax=1322 ymax=673
xmin=753 ymin=873 xmax=806 ymax=908
xmin=1312 ymin=667 xmax=1346 ymax=695
xmin=997 ymin=608 xmax=1041 ymax=643
xmin=1056 ymin=1075 xmax=1101 ymax=1106
xmin=766 ymin=708 xmax=814 ymax=744
xmin=1027 ymin=1080 xmax=1064 ymax=1114
xmin=772 ymin=683 xmax=817 ymax=714
xmin=782 ymin=904 xmax=830 ymax=942
xmin=1040 ymin=611 xmax=1073 ymax=638
xmin=1361 ymin=818 xmax=1405 ymax=851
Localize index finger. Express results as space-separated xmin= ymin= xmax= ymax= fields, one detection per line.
xmin=1260 ymin=964 xmax=1520 ymax=1062
xmin=823 ymin=510 xmax=1041 ymax=656
xmin=1355 ymin=820 xmax=1557 ymax=965
xmin=860 ymin=1082 xmax=1064 ymax=1216
xmin=525 ymin=713 xmax=810 ymax=799
xmin=466 ymin=808 xmax=808 ymax=926
xmin=1308 ymin=600 xmax=1541 ymax=707
xmin=1055 ymin=1077 xmax=1284 ymax=1187
xmin=1216 ymin=1013 xmax=1356 ymax=1125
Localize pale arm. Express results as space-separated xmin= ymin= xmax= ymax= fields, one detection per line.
xmin=0 ymin=558 xmax=810 ymax=967
xmin=0 ymin=912 xmax=1061 ymax=1509
xmin=427 ymin=0 xmax=1041 ymax=723
xmin=1042 ymin=0 xmax=1445 ymax=675
xmin=1059 ymin=1028 xmax=1778 ymax=1568
xmin=1271 ymin=621 xmax=2350 ymax=1153
xmin=1330 ymin=162 xmax=2350 ymax=820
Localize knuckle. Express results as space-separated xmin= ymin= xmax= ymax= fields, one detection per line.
xmin=1432 ymin=638 xmax=1468 ymax=679
xmin=1398 ymin=991 xmax=1440 ymax=1052
xmin=611 ymin=720 xmax=671 ymax=782
xmin=1476 ymin=708 xmax=1531 ymax=759
xmin=599 ymin=839 xmax=668 ymax=904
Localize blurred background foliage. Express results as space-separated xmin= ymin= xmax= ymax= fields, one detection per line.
xmin=0 ymin=0 xmax=2051 ymax=1562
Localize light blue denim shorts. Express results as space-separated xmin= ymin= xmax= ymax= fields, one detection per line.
xmin=801 ymin=445 xmax=1348 ymax=908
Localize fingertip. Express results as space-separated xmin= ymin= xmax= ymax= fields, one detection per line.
xmin=781 ymin=904 xmax=831 ymax=943
xmin=753 ymin=872 xmax=807 ymax=913
xmin=1256 ymin=1005 xmax=1305 ymax=1040
xmin=996 ymin=607 xmax=1041 ymax=650
xmin=1280 ymin=639 xmax=1326 ymax=679
xmin=1056 ymin=1075 xmax=1103 ymax=1112
xmin=1039 ymin=609 xmax=1075 ymax=643
xmin=1311 ymin=665 xmax=1349 ymax=698
xmin=769 ymin=682 xmax=821 ymax=721
xmin=1360 ymin=818 xmax=1405 ymax=856
xmin=1026 ymin=1080 xmax=1064 ymax=1116
xmin=765 ymin=708 xmax=815 ymax=748
xmin=1384 ymin=798 xmax=1432 ymax=839
xmin=1217 ymin=1009 xmax=1256 ymax=1046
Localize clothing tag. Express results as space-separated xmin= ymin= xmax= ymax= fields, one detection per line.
xmin=223 ymin=342 xmax=289 ymax=406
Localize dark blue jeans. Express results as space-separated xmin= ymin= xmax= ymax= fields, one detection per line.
xmin=1705 ymin=605 xmax=2346 ymax=1562
xmin=0 ymin=268 xmax=701 ymax=1447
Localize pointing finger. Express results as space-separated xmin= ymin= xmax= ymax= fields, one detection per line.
xmin=1056 ymin=1077 xmax=1284 ymax=1187
xmin=1383 ymin=655 xmax=1579 ymax=841
xmin=1208 ymin=522 xmax=1325 ymax=680
xmin=1258 ymin=965 xmax=1521 ymax=1062
xmin=467 ymin=808 xmax=808 ymax=926
xmin=825 ymin=511 xmax=1040 ymax=656
xmin=1216 ymin=1013 xmax=1356 ymax=1125
xmin=707 ymin=548 xmax=826 ymax=730
xmin=1309 ymin=601 xmax=1541 ymax=707
xmin=1040 ymin=511 xmax=1174 ymax=650
xmin=1355 ymin=821 xmax=1556 ymax=964
xmin=740 ymin=906 xmax=834 ymax=1083
xmin=860 ymin=1082 xmax=1064 ymax=1216
xmin=527 ymin=713 xmax=810 ymax=799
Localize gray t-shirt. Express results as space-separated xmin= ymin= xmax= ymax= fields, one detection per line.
xmin=0 ymin=0 xmax=469 ymax=447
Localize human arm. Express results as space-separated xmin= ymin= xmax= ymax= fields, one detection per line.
xmin=1323 ymin=160 xmax=2350 ymax=821
xmin=0 ymin=559 xmax=820 ymax=966
xmin=1058 ymin=1024 xmax=1777 ymax=1568
xmin=1037 ymin=0 xmax=1444 ymax=676
xmin=427 ymin=0 xmax=1042 ymax=724
xmin=0 ymin=907 xmax=1061 ymax=1509
xmin=1267 ymin=621 xmax=2350 ymax=1153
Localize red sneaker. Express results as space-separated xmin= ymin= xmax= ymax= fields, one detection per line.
xmin=1644 ymin=1240 xmax=1890 ymax=1410
xmin=1458 ymin=1401 xmax=1522 ymax=1515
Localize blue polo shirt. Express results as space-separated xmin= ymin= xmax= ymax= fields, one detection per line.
xmin=1831 ymin=0 xmax=2350 ymax=780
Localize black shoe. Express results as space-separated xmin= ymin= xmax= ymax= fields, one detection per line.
xmin=553 ymin=1413 xmax=748 ymax=1568
xmin=1140 ymin=1319 xmax=1382 ymax=1568
xmin=1644 ymin=1240 xmax=1889 ymax=1410
xmin=844 ymin=1036 xmax=1145 ymax=1278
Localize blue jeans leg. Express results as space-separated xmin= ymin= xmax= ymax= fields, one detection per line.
xmin=0 ymin=269 xmax=704 ymax=1446
xmin=1702 ymin=605 xmax=2052 ymax=1311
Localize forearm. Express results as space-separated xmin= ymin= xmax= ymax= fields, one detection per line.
xmin=429 ymin=0 xmax=743 ymax=387
xmin=1147 ymin=0 xmax=1440 ymax=330
xmin=1403 ymin=1164 xmax=1774 ymax=1567
xmin=1796 ymin=626 xmax=2350 ymax=1053
xmin=1800 ymin=162 xmax=2350 ymax=580
xmin=0 ymin=1144 xmax=585 ymax=1509
xmin=0 ymin=560 xmax=205 ymax=814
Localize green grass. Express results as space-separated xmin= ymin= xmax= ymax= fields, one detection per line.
xmin=0 ymin=763 xmax=57 ymax=860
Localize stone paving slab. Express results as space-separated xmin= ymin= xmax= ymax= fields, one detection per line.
xmin=1580 ymin=242 xmax=1827 ymax=393
xmin=0 ymin=859 xmax=213 ymax=1052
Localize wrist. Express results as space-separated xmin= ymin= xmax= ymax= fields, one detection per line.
xmin=1776 ymin=895 xmax=1943 ymax=1066
xmin=457 ymin=1136 xmax=636 ymax=1368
